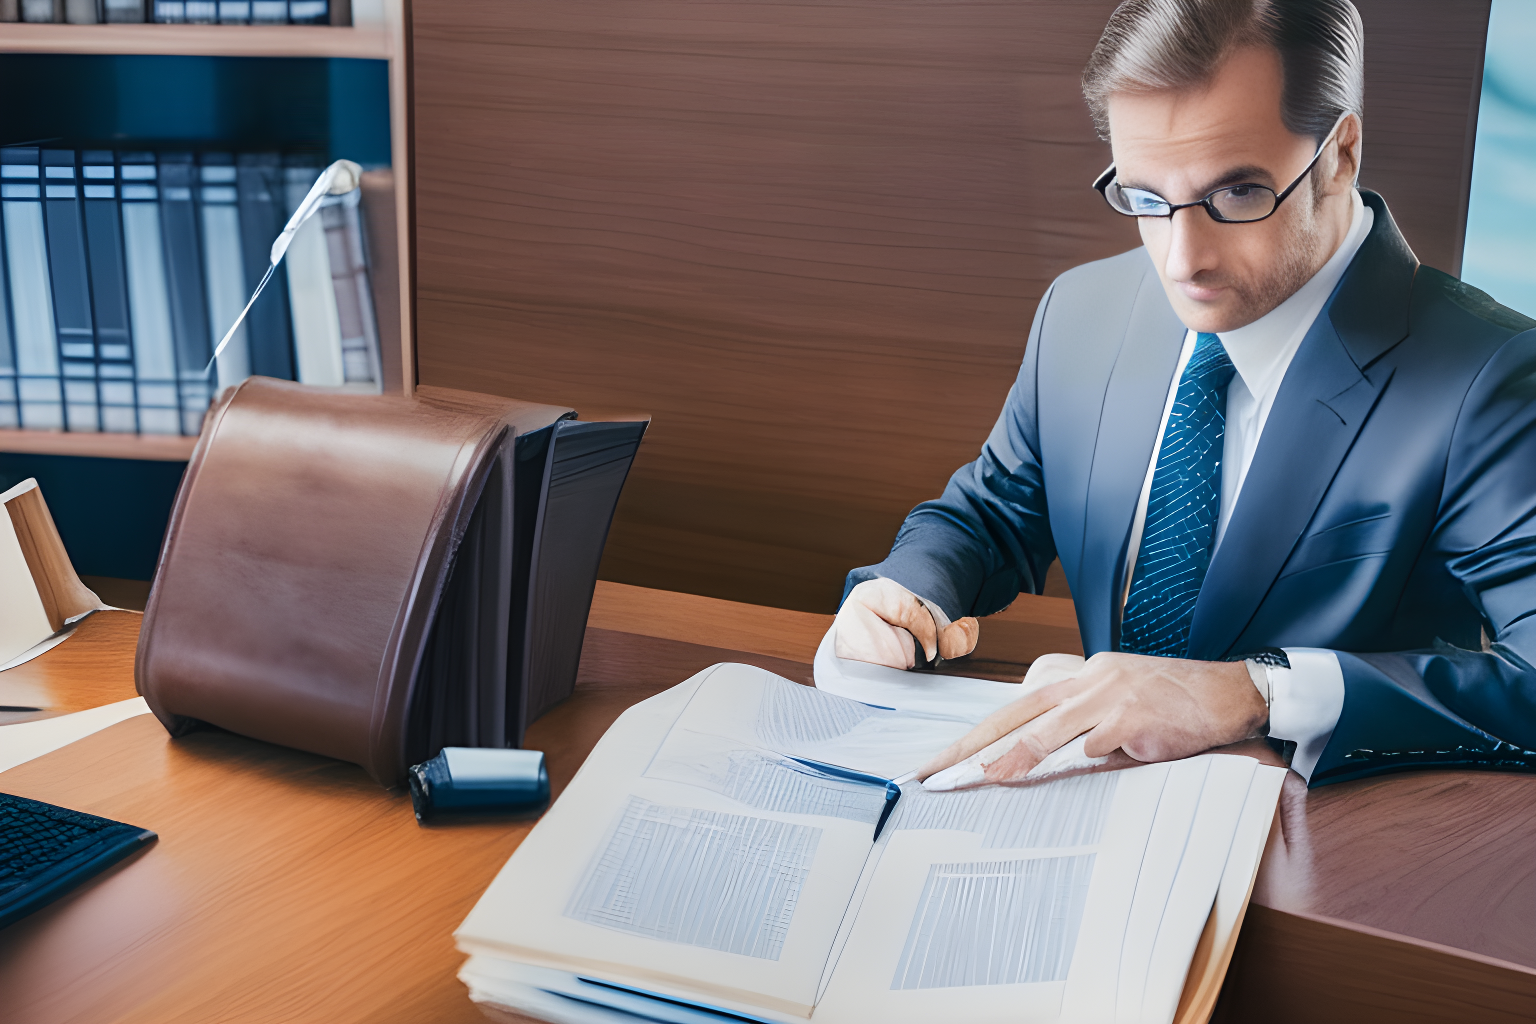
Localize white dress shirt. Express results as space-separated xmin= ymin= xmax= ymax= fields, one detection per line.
xmin=1123 ymin=189 xmax=1372 ymax=780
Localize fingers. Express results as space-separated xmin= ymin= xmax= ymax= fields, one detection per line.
xmin=914 ymin=681 xmax=1075 ymax=780
xmin=937 ymin=616 xmax=980 ymax=661
xmin=833 ymin=599 xmax=915 ymax=669
xmin=981 ymin=684 xmax=1116 ymax=782
xmin=1020 ymin=653 xmax=1086 ymax=693
xmin=1079 ymin=710 xmax=1133 ymax=760
xmin=846 ymin=579 xmax=939 ymax=661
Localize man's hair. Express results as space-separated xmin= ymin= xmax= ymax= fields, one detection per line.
xmin=1082 ymin=0 xmax=1364 ymax=143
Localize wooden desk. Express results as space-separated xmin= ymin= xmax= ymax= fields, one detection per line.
xmin=2 ymin=587 xmax=1533 ymax=1022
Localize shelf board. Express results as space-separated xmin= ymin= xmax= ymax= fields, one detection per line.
xmin=0 ymin=22 xmax=391 ymax=59
xmin=0 ymin=429 xmax=197 ymax=461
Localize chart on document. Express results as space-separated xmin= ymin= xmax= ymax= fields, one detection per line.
xmin=456 ymin=663 xmax=1286 ymax=1024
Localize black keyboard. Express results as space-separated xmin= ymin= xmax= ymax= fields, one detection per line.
xmin=0 ymin=792 xmax=156 ymax=930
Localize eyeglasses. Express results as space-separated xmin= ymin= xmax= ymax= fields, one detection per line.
xmin=1092 ymin=115 xmax=1346 ymax=224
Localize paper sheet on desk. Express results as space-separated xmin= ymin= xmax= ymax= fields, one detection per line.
xmin=812 ymin=625 xmax=1108 ymax=785
xmin=0 ymin=697 xmax=150 ymax=774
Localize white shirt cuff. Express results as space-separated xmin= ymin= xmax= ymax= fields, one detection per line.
xmin=1267 ymin=648 xmax=1345 ymax=781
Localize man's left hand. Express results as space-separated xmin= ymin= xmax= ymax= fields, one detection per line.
xmin=915 ymin=652 xmax=1269 ymax=783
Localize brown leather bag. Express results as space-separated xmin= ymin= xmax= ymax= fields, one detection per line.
xmin=136 ymin=377 xmax=634 ymax=786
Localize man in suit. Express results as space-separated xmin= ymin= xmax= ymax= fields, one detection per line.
xmin=835 ymin=0 xmax=1536 ymax=786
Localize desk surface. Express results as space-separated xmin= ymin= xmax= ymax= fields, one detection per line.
xmin=1 ymin=586 xmax=1534 ymax=1023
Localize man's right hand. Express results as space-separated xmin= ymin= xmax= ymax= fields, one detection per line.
xmin=833 ymin=578 xmax=979 ymax=670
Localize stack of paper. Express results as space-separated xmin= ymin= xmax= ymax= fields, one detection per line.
xmin=454 ymin=654 xmax=1285 ymax=1024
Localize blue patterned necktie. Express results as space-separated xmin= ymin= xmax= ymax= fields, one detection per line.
xmin=1120 ymin=332 xmax=1237 ymax=658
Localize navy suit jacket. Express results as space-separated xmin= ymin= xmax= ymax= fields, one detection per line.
xmin=845 ymin=191 xmax=1536 ymax=785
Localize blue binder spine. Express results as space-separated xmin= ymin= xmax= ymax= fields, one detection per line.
xmin=119 ymin=153 xmax=181 ymax=436
xmin=235 ymin=153 xmax=295 ymax=381
xmin=102 ymin=0 xmax=145 ymax=21
xmin=198 ymin=153 xmax=251 ymax=392
xmin=249 ymin=0 xmax=284 ymax=23
xmin=287 ymin=0 xmax=327 ymax=24
xmin=42 ymin=149 xmax=99 ymax=433
xmin=81 ymin=151 xmax=138 ymax=434
xmin=157 ymin=153 xmax=212 ymax=436
xmin=0 ymin=193 xmax=18 ymax=430
xmin=1 ymin=147 xmax=64 ymax=431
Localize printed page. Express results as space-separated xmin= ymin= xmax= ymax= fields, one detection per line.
xmin=813 ymin=755 xmax=1258 ymax=1024
xmin=813 ymin=625 xmax=1026 ymax=721
xmin=667 ymin=660 xmax=981 ymax=780
xmin=1165 ymin=764 xmax=1288 ymax=1024
xmin=458 ymin=664 xmax=923 ymax=1019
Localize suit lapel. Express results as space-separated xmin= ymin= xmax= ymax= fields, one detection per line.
xmin=1077 ymin=265 xmax=1186 ymax=655
xmin=1186 ymin=320 xmax=1391 ymax=657
xmin=1184 ymin=191 xmax=1416 ymax=658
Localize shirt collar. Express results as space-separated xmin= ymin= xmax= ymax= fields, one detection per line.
xmin=1216 ymin=189 xmax=1373 ymax=400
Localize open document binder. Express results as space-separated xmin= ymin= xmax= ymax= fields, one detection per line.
xmin=136 ymin=377 xmax=646 ymax=785
xmin=455 ymin=657 xmax=1286 ymax=1024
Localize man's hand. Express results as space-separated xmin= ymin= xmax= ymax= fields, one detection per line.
xmin=834 ymin=578 xmax=979 ymax=669
xmin=916 ymin=651 xmax=1267 ymax=782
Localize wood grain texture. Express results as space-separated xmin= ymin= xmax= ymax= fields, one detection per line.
xmin=410 ymin=0 xmax=1490 ymax=613
xmin=588 ymin=578 xmax=1081 ymax=677
xmin=5 ymin=480 xmax=101 ymax=631
xmin=0 ymin=428 xmax=196 ymax=461
xmin=1353 ymin=0 xmax=1491 ymax=277
xmin=5 ymin=585 xmax=1529 ymax=1023
xmin=1252 ymin=768 xmax=1536 ymax=971
xmin=0 ymin=22 xmax=393 ymax=59
xmin=0 ymin=625 xmax=813 ymax=1024
xmin=0 ymin=609 xmax=140 ymax=720
xmin=1214 ymin=905 xmax=1536 ymax=1024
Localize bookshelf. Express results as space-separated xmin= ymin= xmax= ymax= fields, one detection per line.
xmin=0 ymin=23 xmax=389 ymax=59
xmin=0 ymin=4 xmax=413 ymax=461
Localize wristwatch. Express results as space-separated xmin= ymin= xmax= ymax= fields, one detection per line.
xmin=1226 ymin=648 xmax=1289 ymax=737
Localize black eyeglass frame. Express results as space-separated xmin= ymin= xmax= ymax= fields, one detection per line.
xmin=1092 ymin=117 xmax=1346 ymax=224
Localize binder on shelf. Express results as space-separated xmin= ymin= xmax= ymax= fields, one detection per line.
xmin=63 ymin=0 xmax=97 ymax=21
xmin=198 ymin=153 xmax=252 ymax=392
xmin=158 ymin=154 xmax=213 ymax=436
xmin=81 ymin=151 xmax=139 ymax=434
xmin=287 ymin=0 xmax=327 ymax=25
xmin=320 ymin=188 xmax=382 ymax=390
xmin=0 ymin=146 xmax=390 ymax=440
xmin=102 ymin=0 xmax=145 ymax=21
xmin=217 ymin=0 xmax=249 ymax=23
xmin=235 ymin=153 xmax=295 ymax=382
xmin=249 ymin=0 xmax=285 ymax=24
xmin=19 ymin=0 xmax=60 ymax=22
xmin=0 ymin=212 xmax=16 ymax=430
xmin=282 ymin=156 xmax=346 ymax=389
xmin=1 ymin=148 xmax=64 ymax=431
xmin=41 ymin=150 xmax=98 ymax=433
xmin=138 ymin=379 xmax=647 ymax=786
xmin=120 ymin=153 xmax=183 ymax=436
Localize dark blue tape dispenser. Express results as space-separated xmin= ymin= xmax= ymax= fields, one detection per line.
xmin=408 ymin=747 xmax=550 ymax=822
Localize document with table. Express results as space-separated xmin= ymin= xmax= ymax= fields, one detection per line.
xmin=455 ymin=661 xmax=1286 ymax=1024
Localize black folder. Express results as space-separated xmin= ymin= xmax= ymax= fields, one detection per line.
xmin=407 ymin=416 xmax=649 ymax=759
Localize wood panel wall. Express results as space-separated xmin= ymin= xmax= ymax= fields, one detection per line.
xmin=411 ymin=0 xmax=1490 ymax=614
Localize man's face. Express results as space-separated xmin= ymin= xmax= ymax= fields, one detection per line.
xmin=1106 ymin=45 xmax=1356 ymax=333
